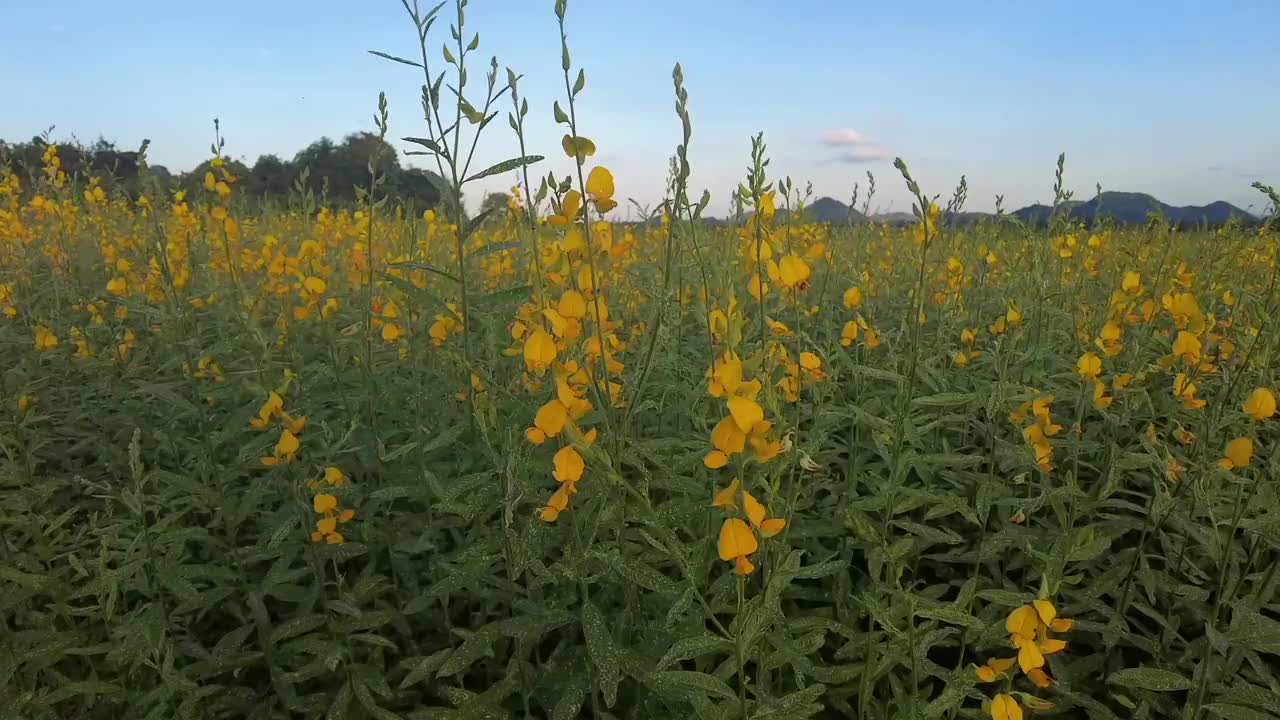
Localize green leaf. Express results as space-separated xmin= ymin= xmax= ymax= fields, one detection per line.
xmin=551 ymin=673 xmax=589 ymax=720
xmin=914 ymin=603 xmax=983 ymax=630
xmin=463 ymin=155 xmax=545 ymax=184
xmin=553 ymin=101 xmax=570 ymax=124
xmin=582 ymin=600 xmax=621 ymax=707
xmin=386 ymin=260 xmax=460 ymax=283
xmin=912 ymin=392 xmax=975 ymax=407
xmin=657 ymin=634 xmax=734 ymax=670
xmin=1227 ymin=609 xmax=1280 ymax=654
xmin=326 ymin=681 xmax=353 ymax=720
xmin=399 ymin=649 xmax=452 ymax=689
xmin=1216 ymin=685 xmax=1280 ymax=716
xmin=650 ymin=670 xmax=737 ymax=702
xmin=436 ymin=631 xmax=495 ymax=678
xmin=368 ymin=50 xmax=423 ymax=68
xmin=751 ymin=684 xmax=827 ymax=719
xmin=1107 ymin=667 xmax=1192 ymax=691
xmin=354 ymin=679 xmax=403 ymax=720
xmin=270 ymin=615 xmax=327 ymax=644
xmin=465 ymin=240 xmax=520 ymax=261
xmin=402 ymin=136 xmax=447 ymax=157
xmin=1203 ymin=705 xmax=1276 ymax=720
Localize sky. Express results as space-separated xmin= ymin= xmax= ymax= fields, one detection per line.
xmin=5 ymin=0 xmax=1279 ymax=217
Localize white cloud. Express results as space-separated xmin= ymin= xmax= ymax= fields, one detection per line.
xmin=819 ymin=128 xmax=893 ymax=164
xmin=819 ymin=128 xmax=870 ymax=147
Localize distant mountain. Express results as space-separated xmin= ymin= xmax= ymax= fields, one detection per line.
xmin=806 ymin=196 xmax=867 ymax=224
xmin=1011 ymin=192 xmax=1253 ymax=226
xmin=795 ymin=192 xmax=1254 ymax=228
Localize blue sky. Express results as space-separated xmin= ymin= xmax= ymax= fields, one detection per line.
xmin=6 ymin=0 xmax=1279 ymax=216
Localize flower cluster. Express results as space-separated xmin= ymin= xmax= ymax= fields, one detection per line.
xmin=712 ymin=479 xmax=786 ymax=575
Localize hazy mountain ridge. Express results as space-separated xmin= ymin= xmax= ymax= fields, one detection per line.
xmin=795 ymin=191 xmax=1257 ymax=227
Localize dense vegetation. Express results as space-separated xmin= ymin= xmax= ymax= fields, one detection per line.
xmin=2 ymin=1 xmax=1278 ymax=719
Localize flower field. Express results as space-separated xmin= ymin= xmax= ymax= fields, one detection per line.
xmin=3 ymin=2 xmax=1279 ymax=719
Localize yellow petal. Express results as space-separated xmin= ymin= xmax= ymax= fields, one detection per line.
xmin=553 ymin=446 xmax=585 ymax=484
xmin=990 ymin=694 xmax=1023 ymax=720
xmin=711 ymin=479 xmax=740 ymax=508
xmin=1033 ymin=599 xmax=1057 ymax=625
xmin=717 ymin=518 xmax=758 ymax=562
xmin=727 ymin=396 xmax=764 ymax=434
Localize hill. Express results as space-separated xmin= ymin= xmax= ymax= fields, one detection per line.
xmin=790 ymin=192 xmax=1254 ymax=227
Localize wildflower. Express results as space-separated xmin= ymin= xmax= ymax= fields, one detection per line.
xmin=1171 ymin=330 xmax=1202 ymax=365
xmin=553 ymin=445 xmax=585 ymax=484
xmin=523 ymin=329 xmax=557 ymax=373
xmin=17 ymin=394 xmax=36 ymax=412
xmin=34 ymin=325 xmax=58 ymax=351
xmin=843 ymin=286 xmax=862 ymax=309
xmin=314 ymin=493 xmax=338 ymax=514
xmin=1244 ymin=387 xmax=1276 ymax=422
xmin=838 ymin=320 xmax=858 ymax=347
xmin=585 ymin=166 xmax=617 ymax=213
xmin=382 ymin=322 xmax=403 ymax=342
xmin=1173 ymin=373 xmax=1206 ymax=409
xmin=251 ymin=391 xmax=285 ymax=429
xmin=1096 ymin=320 xmax=1124 ymax=356
xmin=1219 ymin=437 xmax=1253 ymax=469
xmin=988 ymin=694 xmax=1022 ymax=720
xmin=548 ymin=190 xmax=583 ymax=226
xmin=718 ymin=517 xmax=759 ymax=575
xmin=262 ymin=428 xmax=300 ymax=466
xmin=1006 ymin=599 xmax=1072 ymax=676
xmin=975 ymin=657 xmax=1015 ymax=682
xmin=1122 ymin=271 xmax=1141 ymax=293
xmin=727 ymin=396 xmax=764 ymax=434
xmin=1092 ymin=381 xmax=1113 ymax=409
xmin=107 ymin=277 xmax=128 ymax=296
xmin=561 ymin=134 xmax=596 ymax=162
xmin=1075 ymin=352 xmax=1102 ymax=380
xmin=776 ymin=255 xmax=811 ymax=290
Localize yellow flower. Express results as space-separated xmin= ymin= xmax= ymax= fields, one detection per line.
xmin=561 ymin=134 xmax=596 ymax=162
xmin=1092 ymin=381 xmax=1113 ymax=409
xmin=34 ymin=325 xmax=59 ymax=351
xmin=558 ymin=290 xmax=587 ymax=320
xmin=1244 ymin=387 xmax=1276 ymax=422
xmin=1171 ymin=330 xmax=1202 ymax=364
xmin=975 ymin=657 xmax=1015 ymax=683
xmin=553 ymin=445 xmax=585 ymax=484
xmin=548 ymin=190 xmax=583 ymax=227
xmin=382 ymin=323 xmax=403 ymax=342
xmin=314 ymin=493 xmax=338 ymax=514
xmin=843 ymin=287 xmax=862 ymax=309
xmin=1075 ymin=351 xmax=1102 ymax=380
xmin=717 ymin=518 xmax=759 ymax=575
xmin=1174 ymin=373 xmax=1206 ymax=410
xmin=106 ymin=277 xmax=128 ymax=296
xmin=727 ymin=396 xmax=764 ymax=434
xmin=988 ymin=693 xmax=1022 ymax=720
xmin=1122 ymin=271 xmax=1141 ymax=293
xmin=1219 ymin=437 xmax=1254 ymax=469
xmin=17 ymin=394 xmax=36 ymax=412
xmin=324 ymin=466 xmax=346 ymax=487
xmin=523 ymin=329 xmax=557 ymax=373
xmin=534 ymin=398 xmax=569 ymax=439
xmin=302 ymin=276 xmax=327 ymax=296
xmin=777 ymin=255 xmax=811 ymax=290
xmin=585 ymin=166 xmax=617 ymax=212
xmin=839 ymin=320 xmax=858 ymax=347
xmin=263 ymin=429 xmax=300 ymax=466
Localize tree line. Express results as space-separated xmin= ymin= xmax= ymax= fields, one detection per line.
xmin=0 ymin=132 xmax=446 ymax=210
